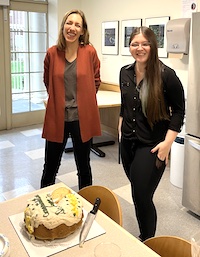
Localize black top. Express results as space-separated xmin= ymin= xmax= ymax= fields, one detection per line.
xmin=119 ymin=62 xmax=185 ymax=146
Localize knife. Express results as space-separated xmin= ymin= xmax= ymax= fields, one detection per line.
xmin=79 ymin=197 xmax=101 ymax=247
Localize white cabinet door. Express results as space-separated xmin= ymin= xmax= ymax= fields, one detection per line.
xmin=182 ymin=135 xmax=200 ymax=215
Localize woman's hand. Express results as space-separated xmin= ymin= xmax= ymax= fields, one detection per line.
xmin=151 ymin=129 xmax=178 ymax=165
xmin=151 ymin=140 xmax=171 ymax=165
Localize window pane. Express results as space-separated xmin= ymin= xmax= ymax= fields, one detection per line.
xmin=11 ymin=73 xmax=29 ymax=93
xmin=10 ymin=31 xmax=29 ymax=52
xmin=31 ymin=92 xmax=47 ymax=111
xmin=30 ymin=53 xmax=45 ymax=72
xmin=11 ymin=53 xmax=29 ymax=73
xmin=29 ymin=12 xmax=46 ymax=32
xmin=30 ymin=72 xmax=45 ymax=92
xmin=12 ymin=93 xmax=30 ymax=113
xmin=29 ymin=32 xmax=47 ymax=52
xmin=10 ymin=11 xmax=28 ymax=32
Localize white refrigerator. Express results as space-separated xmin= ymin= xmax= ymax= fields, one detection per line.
xmin=182 ymin=12 xmax=200 ymax=215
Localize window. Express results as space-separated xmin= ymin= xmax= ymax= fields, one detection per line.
xmin=10 ymin=10 xmax=47 ymax=113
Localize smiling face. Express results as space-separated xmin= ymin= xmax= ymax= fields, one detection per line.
xmin=63 ymin=13 xmax=84 ymax=45
xmin=129 ymin=33 xmax=151 ymax=65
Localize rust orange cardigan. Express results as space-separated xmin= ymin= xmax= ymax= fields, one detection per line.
xmin=42 ymin=44 xmax=101 ymax=143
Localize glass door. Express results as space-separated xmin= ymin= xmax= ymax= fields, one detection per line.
xmin=0 ymin=1 xmax=48 ymax=130
xmin=10 ymin=10 xmax=47 ymax=114
xmin=10 ymin=1 xmax=48 ymax=127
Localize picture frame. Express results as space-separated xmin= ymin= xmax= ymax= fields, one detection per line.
xmin=145 ymin=16 xmax=170 ymax=58
xmin=102 ymin=21 xmax=119 ymax=55
xmin=121 ymin=19 xmax=142 ymax=56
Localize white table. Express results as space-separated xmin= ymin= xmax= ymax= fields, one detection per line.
xmin=0 ymin=183 xmax=160 ymax=257
xmin=96 ymin=90 xmax=121 ymax=108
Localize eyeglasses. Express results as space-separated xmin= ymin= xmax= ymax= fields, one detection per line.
xmin=130 ymin=42 xmax=151 ymax=48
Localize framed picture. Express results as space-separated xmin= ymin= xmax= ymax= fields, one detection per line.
xmin=145 ymin=16 xmax=170 ymax=58
xmin=102 ymin=21 xmax=119 ymax=55
xmin=121 ymin=19 xmax=142 ymax=56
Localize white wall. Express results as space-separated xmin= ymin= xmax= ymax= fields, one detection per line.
xmin=48 ymin=0 xmax=58 ymax=46
xmin=48 ymin=0 xmax=200 ymax=94
xmin=48 ymin=0 xmax=81 ymax=46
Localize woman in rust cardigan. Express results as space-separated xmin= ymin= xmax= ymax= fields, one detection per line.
xmin=41 ymin=9 xmax=101 ymax=189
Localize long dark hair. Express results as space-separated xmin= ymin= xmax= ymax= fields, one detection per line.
xmin=129 ymin=26 xmax=169 ymax=128
xmin=57 ymin=9 xmax=90 ymax=50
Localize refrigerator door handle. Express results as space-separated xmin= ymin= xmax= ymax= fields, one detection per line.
xmin=189 ymin=139 xmax=200 ymax=151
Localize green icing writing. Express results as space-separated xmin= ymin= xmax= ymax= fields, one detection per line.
xmin=34 ymin=195 xmax=49 ymax=217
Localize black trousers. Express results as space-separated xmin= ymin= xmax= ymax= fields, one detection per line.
xmin=121 ymin=137 xmax=166 ymax=241
xmin=41 ymin=121 xmax=92 ymax=190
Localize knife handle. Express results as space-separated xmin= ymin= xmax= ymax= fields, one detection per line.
xmin=91 ymin=197 xmax=101 ymax=215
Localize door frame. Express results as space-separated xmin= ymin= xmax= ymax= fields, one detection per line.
xmin=0 ymin=6 xmax=12 ymax=130
xmin=0 ymin=1 xmax=48 ymax=131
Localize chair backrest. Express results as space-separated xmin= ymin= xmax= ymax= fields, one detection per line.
xmin=144 ymin=235 xmax=192 ymax=257
xmin=78 ymin=185 xmax=122 ymax=226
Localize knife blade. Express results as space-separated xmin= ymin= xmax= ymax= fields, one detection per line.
xmin=79 ymin=197 xmax=101 ymax=247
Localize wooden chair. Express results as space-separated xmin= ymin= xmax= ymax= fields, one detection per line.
xmin=144 ymin=235 xmax=192 ymax=257
xmin=78 ymin=185 xmax=123 ymax=226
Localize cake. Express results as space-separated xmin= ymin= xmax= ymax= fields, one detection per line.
xmin=24 ymin=187 xmax=83 ymax=240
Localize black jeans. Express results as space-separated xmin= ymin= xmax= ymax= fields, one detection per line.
xmin=41 ymin=121 xmax=92 ymax=190
xmin=121 ymin=137 xmax=166 ymax=241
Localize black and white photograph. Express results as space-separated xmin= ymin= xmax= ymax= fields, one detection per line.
xmin=145 ymin=16 xmax=170 ymax=58
xmin=121 ymin=19 xmax=142 ymax=55
xmin=102 ymin=21 xmax=119 ymax=55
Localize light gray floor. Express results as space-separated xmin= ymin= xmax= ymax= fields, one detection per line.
xmin=0 ymin=124 xmax=199 ymax=242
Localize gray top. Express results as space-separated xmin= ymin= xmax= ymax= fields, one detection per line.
xmin=64 ymin=59 xmax=78 ymax=121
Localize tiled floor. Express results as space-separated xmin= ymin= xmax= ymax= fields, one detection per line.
xmin=0 ymin=124 xmax=200 ymax=242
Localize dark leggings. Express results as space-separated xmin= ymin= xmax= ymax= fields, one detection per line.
xmin=41 ymin=121 xmax=92 ymax=190
xmin=121 ymin=137 xmax=166 ymax=241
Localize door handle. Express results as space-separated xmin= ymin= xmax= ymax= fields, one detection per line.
xmin=189 ymin=139 xmax=200 ymax=151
